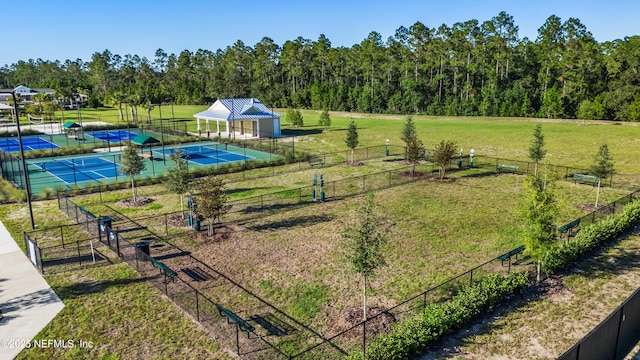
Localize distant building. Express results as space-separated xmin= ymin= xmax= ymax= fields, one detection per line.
xmin=0 ymin=85 xmax=55 ymax=104
xmin=194 ymin=98 xmax=282 ymax=138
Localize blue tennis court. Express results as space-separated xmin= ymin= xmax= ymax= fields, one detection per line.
xmin=0 ymin=137 xmax=59 ymax=152
xmin=85 ymin=130 xmax=138 ymax=143
xmin=33 ymin=157 xmax=120 ymax=184
xmin=160 ymin=145 xmax=251 ymax=165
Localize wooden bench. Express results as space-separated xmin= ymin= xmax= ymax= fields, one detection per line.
xmin=558 ymin=218 xmax=580 ymax=237
xmin=572 ymin=174 xmax=599 ymax=186
xmin=497 ymin=245 xmax=525 ymax=266
xmin=308 ymin=156 xmax=324 ymax=167
xmin=68 ymin=135 xmax=78 ymax=140
xmin=215 ymin=303 xmax=255 ymax=334
xmin=250 ymin=315 xmax=286 ymax=336
xmin=138 ymin=153 xmax=152 ymax=159
xmin=497 ymin=164 xmax=519 ymax=173
xmin=151 ymin=257 xmax=178 ymax=279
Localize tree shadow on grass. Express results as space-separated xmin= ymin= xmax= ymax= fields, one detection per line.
xmin=281 ymin=128 xmax=324 ymax=137
xmin=246 ymin=214 xmax=335 ymax=232
xmin=52 ymin=277 xmax=148 ymax=301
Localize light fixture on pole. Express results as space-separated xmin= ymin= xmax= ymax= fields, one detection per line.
xmin=2 ymin=90 xmax=35 ymax=229
xmin=469 ymin=148 xmax=475 ymax=169
xmin=385 ymin=139 xmax=390 ymax=156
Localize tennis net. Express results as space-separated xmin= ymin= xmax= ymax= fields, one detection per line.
xmin=38 ymin=157 xmax=118 ymax=172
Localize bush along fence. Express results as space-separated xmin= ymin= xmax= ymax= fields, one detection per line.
xmin=292 ymin=249 xmax=528 ymax=359
xmin=543 ymin=195 xmax=640 ymax=275
xmin=558 ymin=285 xmax=640 ymax=360
xmin=347 ymin=272 xmax=528 ymax=360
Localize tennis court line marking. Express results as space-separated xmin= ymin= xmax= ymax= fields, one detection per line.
xmin=88 ymin=170 xmax=108 ymax=179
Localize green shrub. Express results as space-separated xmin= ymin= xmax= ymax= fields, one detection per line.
xmin=542 ymin=200 xmax=640 ymax=274
xmin=349 ymin=272 xmax=528 ymax=360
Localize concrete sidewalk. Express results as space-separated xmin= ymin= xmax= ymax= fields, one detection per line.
xmin=0 ymin=220 xmax=64 ymax=360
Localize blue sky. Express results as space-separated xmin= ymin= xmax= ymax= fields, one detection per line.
xmin=2 ymin=0 xmax=639 ymax=67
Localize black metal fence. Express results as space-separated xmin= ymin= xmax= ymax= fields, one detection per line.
xmin=558 ymin=286 xmax=640 ymax=360
xmin=556 ymin=189 xmax=640 ymax=237
xmin=0 ymin=148 xmax=27 ymax=190
xmin=32 ymin=167 xmax=640 ymax=358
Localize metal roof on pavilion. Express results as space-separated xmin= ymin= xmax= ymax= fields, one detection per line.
xmin=62 ymin=121 xmax=81 ymax=129
xmin=193 ymin=98 xmax=282 ymax=120
xmin=131 ymin=134 xmax=160 ymax=146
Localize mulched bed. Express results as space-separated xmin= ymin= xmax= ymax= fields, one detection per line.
xmin=329 ymin=306 xmax=396 ymax=338
xmin=343 ymin=161 xmax=365 ymax=166
xmin=116 ymin=196 xmax=154 ymax=208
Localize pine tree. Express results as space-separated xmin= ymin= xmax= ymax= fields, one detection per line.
xmin=528 ymin=124 xmax=547 ymax=176
xmin=590 ymin=142 xmax=615 ymax=207
xmin=345 ymin=119 xmax=359 ymax=163
xmin=318 ymin=109 xmax=331 ymax=129
xmin=522 ymin=171 xmax=558 ymax=281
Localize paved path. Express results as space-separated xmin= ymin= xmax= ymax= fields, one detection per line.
xmin=0 ymin=220 xmax=64 ymax=360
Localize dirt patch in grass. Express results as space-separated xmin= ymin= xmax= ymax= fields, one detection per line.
xmin=343 ymin=161 xmax=365 ymax=166
xmin=428 ymin=177 xmax=457 ymax=183
xmin=329 ymin=306 xmax=396 ymax=338
xmin=166 ymin=213 xmax=187 ymax=227
xmin=193 ymin=225 xmax=236 ymax=243
xmin=577 ymin=203 xmax=615 ymax=215
xmin=116 ymin=196 xmax=154 ymax=207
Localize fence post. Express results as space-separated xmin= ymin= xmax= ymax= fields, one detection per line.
xmin=362 ymin=176 xmax=366 ymax=192
xmin=116 ymin=232 xmax=121 ymax=257
xmin=236 ymin=324 xmax=240 ymax=355
xmin=470 ymin=269 xmax=473 ymax=286
xmin=196 ymin=291 xmax=200 ymax=322
xmin=60 ymin=226 xmax=65 ymax=248
xmin=363 ymin=320 xmax=367 ymax=355
xmin=165 ymin=214 xmax=168 ymax=236
xmin=77 ymin=241 xmax=82 ymax=266
xmin=298 ymin=188 xmax=302 ymax=203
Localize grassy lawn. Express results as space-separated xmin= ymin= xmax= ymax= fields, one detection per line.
xmin=421 ymin=232 xmax=640 ymax=359
xmin=16 ymin=264 xmax=231 ymax=360
xmin=64 ymin=170 xmax=631 ymax=356
xmin=5 ymin=110 xmax=640 ymax=358
xmin=54 ymin=106 xmax=640 ymax=177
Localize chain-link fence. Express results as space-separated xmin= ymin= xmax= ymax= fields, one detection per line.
xmin=41 ymin=169 xmax=640 ymax=358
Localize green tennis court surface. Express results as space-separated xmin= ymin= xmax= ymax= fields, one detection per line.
xmin=26 ymin=141 xmax=276 ymax=194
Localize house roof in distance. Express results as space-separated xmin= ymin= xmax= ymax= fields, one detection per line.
xmin=194 ymin=98 xmax=282 ymax=121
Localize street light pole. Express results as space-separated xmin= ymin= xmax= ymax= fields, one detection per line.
xmin=167 ymin=97 xmax=174 ymax=121
xmin=153 ymin=103 xmax=166 ymax=165
xmin=6 ymin=91 xmax=35 ymax=229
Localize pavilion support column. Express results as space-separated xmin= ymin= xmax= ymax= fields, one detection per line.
xmin=216 ymin=120 xmax=220 ymax=135
xmin=206 ymin=120 xmax=210 ymax=132
xmin=256 ymin=120 xmax=260 ymax=138
xmin=197 ymin=118 xmax=201 ymax=131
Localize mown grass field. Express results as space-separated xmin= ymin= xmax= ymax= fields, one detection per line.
xmin=52 ymin=106 xmax=640 ymax=175
xmin=5 ymin=110 xmax=640 ymax=358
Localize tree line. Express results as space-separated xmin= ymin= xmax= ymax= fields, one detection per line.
xmin=2 ymin=11 xmax=640 ymax=120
